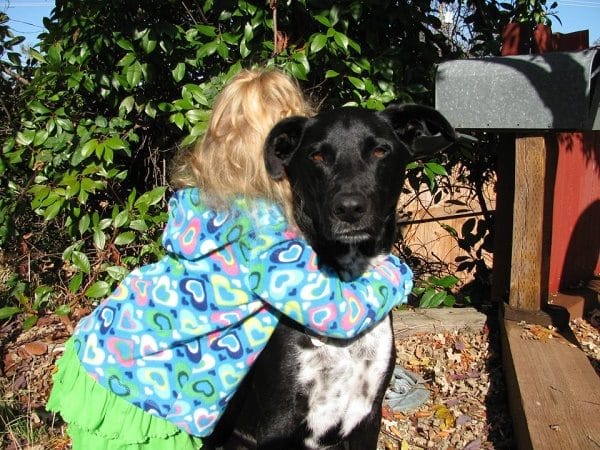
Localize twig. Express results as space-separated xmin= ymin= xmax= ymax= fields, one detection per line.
xmin=270 ymin=0 xmax=278 ymax=55
xmin=2 ymin=67 xmax=30 ymax=85
xmin=180 ymin=0 xmax=198 ymax=25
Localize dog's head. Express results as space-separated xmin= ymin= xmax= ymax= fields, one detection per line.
xmin=265 ymin=104 xmax=457 ymax=265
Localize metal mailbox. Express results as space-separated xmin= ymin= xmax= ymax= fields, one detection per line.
xmin=435 ymin=49 xmax=599 ymax=131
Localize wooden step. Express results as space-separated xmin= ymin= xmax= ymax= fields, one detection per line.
xmin=501 ymin=317 xmax=600 ymax=450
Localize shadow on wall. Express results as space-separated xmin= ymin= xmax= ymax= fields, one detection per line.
xmin=561 ymin=199 xmax=600 ymax=291
xmin=557 ymin=132 xmax=600 ymax=177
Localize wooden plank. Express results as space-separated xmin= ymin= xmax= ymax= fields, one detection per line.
xmin=501 ymin=318 xmax=600 ymax=450
xmin=509 ymin=136 xmax=556 ymax=311
xmin=392 ymin=307 xmax=486 ymax=339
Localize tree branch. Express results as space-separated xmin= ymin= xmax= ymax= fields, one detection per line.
xmin=2 ymin=67 xmax=30 ymax=86
xmin=270 ymin=0 xmax=278 ymax=55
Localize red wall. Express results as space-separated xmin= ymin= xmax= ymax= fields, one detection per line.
xmin=548 ymin=132 xmax=600 ymax=293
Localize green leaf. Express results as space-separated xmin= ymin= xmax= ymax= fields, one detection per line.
xmin=95 ymin=116 xmax=108 ymax=128
xmin=56 ymin=117 xmax=74 ymax=132
xmin=419 ymin=288 xmax=436 ymax=308
xmin=16 ymin=130 xmax=35 ymax=146
xmin=443 ymin=295 xmax=456 ymax=307
xmin=429 ymin=292 xmax=448 ymax=308
xmin=69 ymin=272 xmax=83 ymax=293
xmin=129 ymin=219 xmax=148 ymax=232
xmin=105 ymin=136 xmax=126 ymax=150
xmin=93 ymin=229 xmax=106 ymax=250
xmin=170 ymin=112 xmax=185 ymax=130
xmin=0 ymin=306 xmax=22 ymax=320
xmin=429 ymin=275 xmax=459 ymax=288
xmin=347 ymin=76 xmax=365 ymax=90
xmin=144 ymin=101 xmax=157 ymax=118
xmin=116 ymin=39 xmax=134 ymax=51
xmin=310 ymin=34 xmax=328 ymax=53
xmin=325 ymin=70 xmax=339 ymax=78
xmin=47 ymin=45 xmax=62 ymax=64
xmin=28 ymin=49 xmax=45 ymax=63
xmin=29 ymin=101 xmax=51 ymax=115
xmin=292 ymin=51 xmax=310 ymax=73
xmin=240 ymin=39 xmax=250 ymax=58
xmin=126 ymin=62 xmax=142 ymax=87
xmin=142 ymin=33 xmax=157 ymax=54
xmin=55 ymin=304 xmax=71 ymax=316
xmin=119 ymin=96 xmax=135 ymax=115
xmin=114 ymin=231 xmax=135 ymax=246
xmin=43 ymin=198 xmax=64 ymax=221
xmin=106 ymin=265 xmax=128 ymax=281
xmin=172 ymin=62 xmax=186 ymax=82
xmin=314 ymin=14 xmax=332 ymax=27
xmin=289 ymin=62 xmax=307 ymax=81
xmin=81 ymin=139 xmax=98 ymax=158
xmin=86 ymin=281 xmax=110 ymax=298
xmin=216 ymin=41 xmax=229 ymax=59
xmin=134 ymin=187 xmax=166 ymax=209
xmin=424 ymin=162 xmax=448 ymax=176
xmin=117 ymin=53 xmax=136 ymax=68
xmin=113 ymin=209 xmax=129 ymax=228
xmin=185 ymin=109 xmax=210 ymax=123
xmin=348 ymin=37 xmax=361 ymax=53
xmin=99 ymin=218 xmax=112 ymax=230
xmin=333 ymin=31 xmax=349 ymax=51
xmin=71 ymin=250 xmax=91 ymax=273
xmin=23 ymin=315 xmax=38 ymax=330
xmin=173 ymin=98 xmax=194 ymax=110
xmin=33 ymin=286 xmax=53 ymax=309
xmin=197 ymin=41 xmax=219 ymax=59
xmin=183 ymin=84 xmax=208 ymax=105
xmin=196 ymin=24 xmax=217 ymax=37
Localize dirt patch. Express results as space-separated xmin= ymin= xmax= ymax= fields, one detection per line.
xmin=1 ymin=308 xmax=598 ymax=449
xmin=379 ymin=315 xmax=512 ymax=449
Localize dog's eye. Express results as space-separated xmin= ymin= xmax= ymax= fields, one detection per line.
xmin=372 ymin=147 xmax=388 ymax=158
xmin=309 ymin=151 xmax=325 ymax=163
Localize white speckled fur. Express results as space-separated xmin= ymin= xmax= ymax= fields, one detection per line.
xmin=298 ymin=253 xmax=394 ymax=449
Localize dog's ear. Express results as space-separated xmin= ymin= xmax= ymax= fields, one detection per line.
xmin=264 ymin=116 xmax=308 ymax=180
xmin=379 ymin=104 xmax=457 ymax=159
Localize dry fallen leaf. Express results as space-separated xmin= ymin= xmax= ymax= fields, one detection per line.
xmin=23 ymin=341 xmax=48 ymax=356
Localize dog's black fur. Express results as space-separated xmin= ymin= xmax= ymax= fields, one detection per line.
xmin=205 ymin=104 xmax=457 ymax=450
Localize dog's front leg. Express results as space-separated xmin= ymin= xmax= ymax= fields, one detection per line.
xmin=343 ymin=407 xmax=383 ymax=450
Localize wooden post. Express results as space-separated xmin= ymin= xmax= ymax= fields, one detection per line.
xmin=509 ymin=135 xmax=556 ymax=312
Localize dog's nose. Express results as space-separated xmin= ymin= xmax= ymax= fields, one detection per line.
xmin=333 ymin=194 xmax=367 ymax=223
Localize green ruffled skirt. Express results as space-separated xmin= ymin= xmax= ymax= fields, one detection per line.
xmin=46 ymin=338 xmax=203 ymax=450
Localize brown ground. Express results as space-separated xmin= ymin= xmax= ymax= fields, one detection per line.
xmin=0 ymin=308 xmax=598 ymax=450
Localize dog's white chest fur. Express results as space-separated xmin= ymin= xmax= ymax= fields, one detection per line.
xmin=297 ymin=316 xmax=393 ymax=449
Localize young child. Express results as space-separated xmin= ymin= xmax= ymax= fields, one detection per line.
xmin=47 ymin=69 xmax=414 ymax=449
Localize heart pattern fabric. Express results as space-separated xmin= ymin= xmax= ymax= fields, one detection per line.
xmin=73 ymin=188 xmax=412 ymax=437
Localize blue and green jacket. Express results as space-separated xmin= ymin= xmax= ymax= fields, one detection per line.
xmin=74 ymin=188 xmax=413 ymax=437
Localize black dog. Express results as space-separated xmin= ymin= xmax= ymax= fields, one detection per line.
xmin=206 ymin=104 xmax=457 ymax=450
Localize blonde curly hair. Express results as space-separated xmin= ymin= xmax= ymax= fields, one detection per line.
xmin=170 ymin=68 xmax=314 ymax=215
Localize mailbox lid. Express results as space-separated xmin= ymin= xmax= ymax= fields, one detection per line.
xmin=435 ymin=50 xmax=599 ymax=131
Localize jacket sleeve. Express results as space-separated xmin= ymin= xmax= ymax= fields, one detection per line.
xmin=242 ymin=235 xmax=413 ymax=339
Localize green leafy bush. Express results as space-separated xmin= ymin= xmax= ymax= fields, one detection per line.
xmin=1 ymin=1 xmax=515 ymax=321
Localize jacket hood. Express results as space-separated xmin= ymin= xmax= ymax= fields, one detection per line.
xmin=162 ymin=188 xmax=289 ymax=260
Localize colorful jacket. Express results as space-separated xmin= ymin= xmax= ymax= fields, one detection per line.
xmin=74 ymin=188 xmax=413 ymax=437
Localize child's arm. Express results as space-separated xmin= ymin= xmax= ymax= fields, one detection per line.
xmin=243 ymin=235 xmax=413 ymax=339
